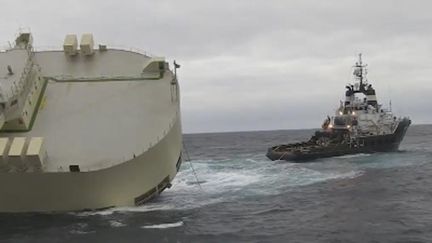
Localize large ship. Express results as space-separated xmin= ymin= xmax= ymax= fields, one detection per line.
xmin=0 ymin=32 xmax=182 ymax=212
xmin=267 ymin=54 xmax=411 ymax=162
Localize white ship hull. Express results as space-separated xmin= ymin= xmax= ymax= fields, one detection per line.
xmin=0 ymin=115 xmax=182 ymax=212
xmin=0 ymin=33 xmax=183 ymax=212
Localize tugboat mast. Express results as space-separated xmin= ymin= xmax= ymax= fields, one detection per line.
xmin=357 ymin=53 xmax=363 ymax=83
xmin=353 ymin=53 xmax=367 ymax=93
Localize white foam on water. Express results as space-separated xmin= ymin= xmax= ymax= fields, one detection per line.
xmin=171 ymin=158 xmax=365 ymax=200
xmin=109 ymin=220 xmax=126 ymax=227
xmin=201 ymin=171 xmax=260 ymax=191
xmin=72 ymin=210 xmax=116 ymax=217
xmin=335 ymin=153 xmax=371 ymax=159
xmin=115 ymin=204 xmax=176 ymax=213
xmin=291 ymin=169 xmax=363 ymax=186
xmin=171 ymin=160 xmax=262 ymax=194
xmin=72 ymin=204 xmax=176 ymax=217
xmin=70 ymin=157 xmax=365 ymax=217
xmin=246 ymin=160 xmax=364 ymax=194
xmin=70 ymin=196 xmax=224 ymax=216
xmin=108 ymin=197 xmax=224 ymax=214
xmin=141 ymin=221 xmax=184 ymax=229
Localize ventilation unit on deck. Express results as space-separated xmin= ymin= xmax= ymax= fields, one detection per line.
xmin=8 ymin=137 xmax=26 ymax=171
xmin=0 ymin=137 xmax=47 ymax=172
xmin=25 ymin=137 xmax=47 ymax=171
xmin=80 ymin=33 xmax=94 ymax=56
xmin=63 ymin=34 xmax=78 ymax=56
xmin=0 ymin=138 xmax=9 ymax=169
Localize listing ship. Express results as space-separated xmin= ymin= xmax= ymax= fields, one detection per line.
xmin=267 ymin=54 xmax=411 ymax=162
xmin=0 ymin=32 xmax=182 ymax=212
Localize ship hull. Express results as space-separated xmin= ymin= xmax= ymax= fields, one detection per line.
xmin=0 ymin=115 xmax=182 ymax=212
xmin=267 ymin=118 xmax=411 ymax=162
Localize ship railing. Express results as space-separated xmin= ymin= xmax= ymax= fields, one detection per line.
xmin=2 ymin=51 xmax=34 ymax=102
xmin=33 ymin=45 xmax=155 ymax=57
xmin=32 ymin=46 xmax=60 ymax=52
xmin=108 ymin=45 xmax=155 ymax=57
xmin=0 ymin=41 xmax=35 ymax=101
xmin=12 ymin=54 xmax=34 ymax=97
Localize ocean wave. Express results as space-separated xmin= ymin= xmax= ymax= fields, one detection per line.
xmin=141 ymin=221 xmax=184 ymax=229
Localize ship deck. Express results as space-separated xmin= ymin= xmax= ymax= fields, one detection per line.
xmin=1 ymin=49 xmax=179 ymax=172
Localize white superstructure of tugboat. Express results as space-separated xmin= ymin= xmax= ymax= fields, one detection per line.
xmin=0 ymin=32 xmax=182 ymax=212
xmin=267 ymin=54 xmax=411 ymax=161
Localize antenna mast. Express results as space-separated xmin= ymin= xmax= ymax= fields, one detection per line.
xmin=353 ymin=53 xmax=368 ymax=93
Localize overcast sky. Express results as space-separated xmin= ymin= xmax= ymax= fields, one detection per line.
xmin=1 ymin=0 xmax=431 ymax=133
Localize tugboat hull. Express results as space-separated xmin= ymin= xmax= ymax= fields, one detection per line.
xmin=267 ymin=118 xmax=411 ymax=162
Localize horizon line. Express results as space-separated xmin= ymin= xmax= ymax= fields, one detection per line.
xmin=184 ymin=122 xmax=431 ymax=135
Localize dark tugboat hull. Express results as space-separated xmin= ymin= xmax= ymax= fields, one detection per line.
xmin=267 ymin=118 xmax=411 ymax=162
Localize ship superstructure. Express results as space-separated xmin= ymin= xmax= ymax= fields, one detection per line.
xmin=0 ymin=32 xmax=182 ymax=212
xmin=334 ymin=54 xmax=398 ymax=136
xmin=267 ymin=54 xmax=411 ymax=161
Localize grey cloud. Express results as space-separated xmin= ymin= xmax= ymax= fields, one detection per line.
xmin=0 ymin=0 xmax=431 ymax=133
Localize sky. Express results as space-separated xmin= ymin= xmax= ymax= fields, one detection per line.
xmin=0 ymin=0 xmax=431 ymax=133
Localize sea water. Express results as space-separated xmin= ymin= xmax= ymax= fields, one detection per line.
xmin=0 ymin=125 xmax=431 ymax=242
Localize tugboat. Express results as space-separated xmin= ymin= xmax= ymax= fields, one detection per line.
xmin=267 ymin=54 xmax=411 ymax=162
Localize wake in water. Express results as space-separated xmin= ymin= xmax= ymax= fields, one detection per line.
xmin=73 ymin=155 xmax=366 ymax=216
xmin=67 ymin=129 xmax=432 ymax=219
xmin=70 ymin=146 xmax=430 ymax=219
